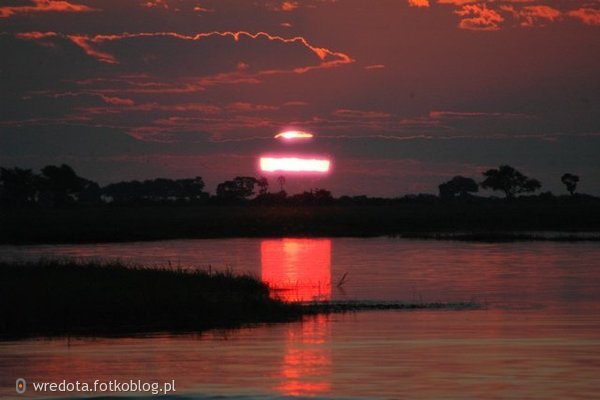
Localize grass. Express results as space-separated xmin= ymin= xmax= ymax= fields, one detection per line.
xmin=1 ymin=201 xmax=600 ymax=244
xmin=0 ymin=259 xmax=479 ymax=340
xmin=0 ymin=259 xmax=302 ymax=339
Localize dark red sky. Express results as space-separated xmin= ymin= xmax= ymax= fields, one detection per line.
xmin=1 ymin=0 xmax=599 ymax=196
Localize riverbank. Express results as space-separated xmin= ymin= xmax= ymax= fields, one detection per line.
xmin=0 ymin=260 xmax=478 ymax=340
xmin=1 ymin=200 xmax=600 ymax=244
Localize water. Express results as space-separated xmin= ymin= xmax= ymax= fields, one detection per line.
xmin=1 ymin=238 xmax=599 ymax=399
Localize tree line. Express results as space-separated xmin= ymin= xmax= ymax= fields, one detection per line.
xmin=0 ymin=163 xmax=587 ymax=207
xmin=0 ymin=165 xmax=206 ymax=207
xmin=438 ymin=165 xmax=580 ymax=199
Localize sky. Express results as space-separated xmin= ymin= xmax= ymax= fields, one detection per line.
xmin=1 ymin=0 xmax=599 ymax=196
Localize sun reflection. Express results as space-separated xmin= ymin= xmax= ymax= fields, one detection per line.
xmin=261 ymin=238 xmax=331 ymax=302
xmin=276 ymin=315 xmax=331 ymax=396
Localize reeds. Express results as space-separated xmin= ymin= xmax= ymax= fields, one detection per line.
xmin=0 ymin=259 xmax=302 ymax=339
xmin=0 ymin=259 xmax=481 ymax=340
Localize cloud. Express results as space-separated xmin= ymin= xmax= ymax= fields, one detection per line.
xmin=280 ymin=1 xmax=299 ymax=12
xmin=408 ymin=0 xmax=430 ymax=8
xmin=283 ymin=101 xmax=308 ymax=107
xmin=227 ymin=102 xmax=279 ymax=112
xmin=429 ymin=111 xmax=530 ymax=119
xmin=266 ymin=1 xmax=299 ymax=12
xmin=365 ymin=64 xmax=385 ymax=70
xmin=332 ymin=109 xmax=392 ymax=119
xmin=437 ymin=0 xmax=478 ymax=5
xmin=501 ymin=5 xmax=561 ymax=27
xmin=67 ymin=35 xmax=119 ymax=64
xmin=454 ymin=4 xmax=504 ymax=31
xmin=143 ymin=0 xmax=169 ymax=9
xmin=17 ymin=30 xmax=353 ymax=69
xmin=99 ymin=95 xmax=135 ymax=106
xmin=0 ymin=0 xmax=96 ymax=18
xmin=415 ymin=0 xmax=600 ymax=30
xmin=568 ymin=7 xmax=600 ymax=26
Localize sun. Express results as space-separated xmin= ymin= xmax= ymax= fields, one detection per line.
xmin=260 ymin=157 xmax=331 ymax=173
xmin=274 ymin=130 xmax=314 ymax=141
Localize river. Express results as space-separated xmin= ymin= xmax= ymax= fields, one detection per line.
xmin=1 ymin=238 xmax=598 ymax=399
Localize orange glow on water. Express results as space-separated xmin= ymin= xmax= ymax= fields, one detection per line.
xmin=261 ymin=238 xmax=331 ymax=302
xmin=259 ymin=157 xmax=330 ymax=173
xmin=276 ymin=314 xmax=331 ymax=397
xmin=274 ymin=130 xmax=314 ymax=140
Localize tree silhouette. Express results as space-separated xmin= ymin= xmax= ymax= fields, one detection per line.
xmin=103 ymin=180 xmax=144 ymax=203
xmin=480 ymin=165 xmax=541 ymax=199
xmin=216 ymin=176 xmax=257 ymax=200
xmin=103 ymin=177 xmax=205 ymax=203
xmin=277 ymin=175 xmax=286 ymax=192
xmin=256 ymin=176 xmax=269 ymax=195
xmin=175 ymin=177 xmax=205 ymax=201
xmin=0 ymin=167 xmax=39 ymax=206
xmin=438 ymin=176 xmax=478 ymax=199
xmin=39 ymin=164 xmax=87 ymax=206
xmin=313 ymin=188 xmax=333 ymax=204
xmin=561 ymin=173 xmax=579 ymax=196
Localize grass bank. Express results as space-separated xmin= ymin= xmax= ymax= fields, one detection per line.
xmin=0 ymin=259 xmax=301 ymax=339
xmin=0 ymin=260 xmax=478 ymax=340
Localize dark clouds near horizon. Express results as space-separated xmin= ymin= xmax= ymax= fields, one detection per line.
xmin=1 ymin=0 xmax=600 ymax=196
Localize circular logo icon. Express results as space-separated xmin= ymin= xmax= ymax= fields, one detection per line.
xmin=16 ymin=378 xmax=27 ymax=394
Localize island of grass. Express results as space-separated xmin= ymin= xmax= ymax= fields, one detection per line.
xmin=0 ymin=260 xmax=478 ymax=340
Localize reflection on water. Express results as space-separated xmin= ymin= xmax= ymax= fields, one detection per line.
xmin=276 ymin=315 xmax=331 ymax=397
xmin=261 ymin=239 xmax=331 ymax=302
xmin=1 ymin=238 xmax=599 ymax=399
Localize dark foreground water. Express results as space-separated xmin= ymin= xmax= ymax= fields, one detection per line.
xmin=1 ymin=238 xmax=599 ymax=399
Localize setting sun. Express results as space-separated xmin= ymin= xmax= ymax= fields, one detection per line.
xmin=274 ymin=131 xmax=314 ymax=141
xmin=259 ymin=157 xmax=331 ymax=173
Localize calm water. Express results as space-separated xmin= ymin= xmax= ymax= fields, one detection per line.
xmin=1 ymin=238 xmax=599 ymax=399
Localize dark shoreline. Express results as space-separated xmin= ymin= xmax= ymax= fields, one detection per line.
xmin=2 ymin=201 xmax=600 ymax=245
xmin=0 ymin=260 xmax=478 ymax=340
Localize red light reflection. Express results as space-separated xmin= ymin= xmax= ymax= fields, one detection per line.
xmin=261 ymin=238 xmax=331 ymax=302
xmin=275 ymin=315 xmax=331 ymax=396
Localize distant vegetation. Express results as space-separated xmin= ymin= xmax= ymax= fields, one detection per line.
xmin=0 ymin=259 xmax=478 ymax=339
xmin=0 ymin=163 xmax=591 ymax=207
xmin=1 ymin=164 xmax=599 ymax=244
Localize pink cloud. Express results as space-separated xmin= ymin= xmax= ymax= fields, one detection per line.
xmin=408 ymin=0 xmax=430 ymax=8
xmin=100 ymin=95 xmax=135 ymax=106
xmin=429 ymin=110 xmax=530 ymax=119
xmin=455 ymin=4 xmax=504 ymax=31
xmin=437 ymin=0 xmax=478 ymax=5
xmin=332 ymin=109 xmax=392 ymax=119
xmin=0 ymin=0 xmax=96 ymax=18
xmin=502 ymin=5 xmax=561 ymax=27
xmin=18 ymin=30 xmax=353 ymax=70
xmin=280 ymin=1 xmax=299 ymax=12
xmin=67 ymin=35 xmax=118 ymax=64
xmin=568 ymin=7 xmax=600 ymax=26
xmin=143 ymin=0 xmax=169 ymax=9
xmin=283 ymin=101 xmax=308 ymax=107
xmin=227 ymin=102 xmax=279 ymax=112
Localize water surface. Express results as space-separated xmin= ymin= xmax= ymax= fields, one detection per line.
xmin=1 ymin=238 xmax=599 ymax=399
